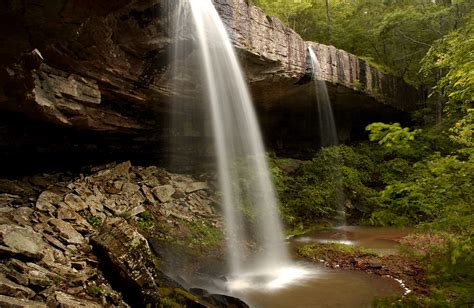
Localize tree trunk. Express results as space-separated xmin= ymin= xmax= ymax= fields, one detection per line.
xmin=325 ymin=0 xmax=332 ymax=44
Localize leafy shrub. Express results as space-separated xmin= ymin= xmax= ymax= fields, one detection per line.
xmin=270 ymin=145 xmax=378 ymax=229
xmin=366 ymin=122 xmax=420 ymax=151
xmin=386 ymin=232 xmax=474 ymax=307
xmin=370 ymin=151 xmax=473 ymax=228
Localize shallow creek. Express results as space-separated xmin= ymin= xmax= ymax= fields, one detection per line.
xmin=292 ymin=225 xmax=414 ymax=256
xmin=230 ymin=226 xmax=413 ymax=308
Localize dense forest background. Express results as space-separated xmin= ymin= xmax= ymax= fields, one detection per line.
xmin=250 ymin=0 xmax=473 ymax=306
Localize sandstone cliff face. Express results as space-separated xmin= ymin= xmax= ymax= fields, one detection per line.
xmin=214 ymin=0 xmax=418 ymax=111
xmin=0 ymin=0 xmax=419 ymax=171
xmin=0 ymin=0 xmax=418 ymax=131
xmin=214 ymin=0 xmax=308 ymax=105
xmin=307 ymin=42 xmax=418 ymax=112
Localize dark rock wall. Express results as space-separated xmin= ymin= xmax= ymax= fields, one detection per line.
xmin=0 ymin=0 xmax=421 ymax=174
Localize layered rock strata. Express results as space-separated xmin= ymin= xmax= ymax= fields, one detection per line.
xmin=0 ymin=0 xmax=418 ymax=133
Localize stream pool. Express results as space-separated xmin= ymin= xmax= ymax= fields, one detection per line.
xmin=229 ymin=226 xmax=413 ymax=308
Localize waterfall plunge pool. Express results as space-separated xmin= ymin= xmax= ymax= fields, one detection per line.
xmin=214 ymin=226 xmax=412 ymax=307
xmin=230 ymin=263 xmax=402 ymax=308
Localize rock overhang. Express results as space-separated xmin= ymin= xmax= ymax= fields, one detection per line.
xmin=0 ymin=0 xmax=419 ymax=132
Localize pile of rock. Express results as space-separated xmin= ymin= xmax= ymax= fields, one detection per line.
xmin=0 ymin=161 xmax=242 ymax=307
xmin=0 ymin=170 xmax=126 ymax=307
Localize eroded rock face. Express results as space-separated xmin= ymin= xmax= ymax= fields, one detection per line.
xmin=0 ymin=0 xmax=420 ymax=171
xmin=305 ymin=42 xmax=418 ymax=112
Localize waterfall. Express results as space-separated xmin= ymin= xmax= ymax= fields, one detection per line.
xmin=308 ymin=47 xmax=338 ymax=147
xmin=308 ymin=46 xmax=346 ymax=226
xmin=171 ymin=0 xmax=293 ymax=285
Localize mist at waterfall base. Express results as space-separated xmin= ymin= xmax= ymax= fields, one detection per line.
xmin=308 ymin=47 xmax=347 ymax=228
xmin=168 ymin=0 xmax=314 ymax=294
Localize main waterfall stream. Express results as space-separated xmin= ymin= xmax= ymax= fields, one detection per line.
xmin=171 ymin=0 xmax=312 ymax=291
xmin=166 ymin=2 xmax=407 ymax=306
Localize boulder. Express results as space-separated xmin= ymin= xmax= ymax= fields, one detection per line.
xmin=0 ymin=225 xmax=46 ymax=260
xmin=36 ymin=191 xmax=62 ymax=213
xmin=92 ymin=161 xmax=131 ymax=181
xmin=63 ymin=194 xmax=88 ymax=212
xmin=90 ymin=218 xmax=229 ymax=307
xmin=205 ymin=293 xmax=249 ymax=308
xmin=52 ymin=291 xmax=102 ymax=308
xmin=0 ymin=295 xmax=47 ymax=308
xmin=48 ymin=219 xmax=86 ymax=245
xmin=141 ymin=185 xmax=156 ymax=203
xmin=185 ymin=182 xmax=209 ymax=194
xmin=0 ymin=273 xmax=35 ymax=299
xmin=90 ymin=218 xmax=167 ymax=304
xmin=152 ymin=185 xmax=175 ymax=203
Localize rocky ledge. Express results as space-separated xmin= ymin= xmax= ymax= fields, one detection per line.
xmin=0 ymin=0 xmax=420 ymax=167
xmin=0 ymin=0 xmax=418 ymax=133
xmin=0 ymin=161 xmax=247 ymax=307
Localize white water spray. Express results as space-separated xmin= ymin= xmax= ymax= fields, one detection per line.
xmin=171 ymin=0 xmax=291 ymax=280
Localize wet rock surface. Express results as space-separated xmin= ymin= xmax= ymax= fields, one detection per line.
xmin=0 ymin=161 xmax=244 ymax=307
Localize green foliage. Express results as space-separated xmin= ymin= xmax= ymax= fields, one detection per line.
xmin=86 ymin=215 xmax=102 ymax=229
xmin=371 ymin=151 xmax=474 ymax=228
xmin=298 ymin=242 xmax=377 ymax=260
xmin=86 ymin=285 xmax=104 ymax=298
xmin=252 ymin=0 xmax=312 ymax=27
xmin=270 ymin=145 xmax=378 ymax=228
xmin=378 ymin=232 xmax=474 ymax=306
xmin=421 ymin=11 xmax=474 ymax=117
xmin=137 ymin=211 xmax=155 ymax=229
xmin=450 ymin=108 xmax=474 ymax=147
xmin=366 ymin=122 xmax=420 ymax=152
xmin=182 ymin=220 xmax=222 ymax=249
xmin=159 ymin=288 xmax=200 ymax=308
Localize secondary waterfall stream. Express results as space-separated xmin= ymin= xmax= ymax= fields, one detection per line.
xmin=308 ymin=47 xmax=338 ymax=147
xmin=308 ymin=47 xmax=346 ymax=226
xmin=170 ymin=0 xmax=312 ymax=290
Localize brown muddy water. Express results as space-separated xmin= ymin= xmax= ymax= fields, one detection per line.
xmin=230 ymin=226 xmax=413 ymax=308
xmin=291 ymin=225 xmax=414 ymax=256
xmin=232 ymin=264 xmax=401 ymax=308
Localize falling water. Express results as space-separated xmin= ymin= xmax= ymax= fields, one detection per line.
xmin=167 ymin=0 xmax=210 ymax=174
xmin=171 ymin=0 xmax=296 ymax=285
xmin=308 ymin=47 xmax=338 ymax=147
xmin=308 ymin=47 xmax=347 ymax=227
